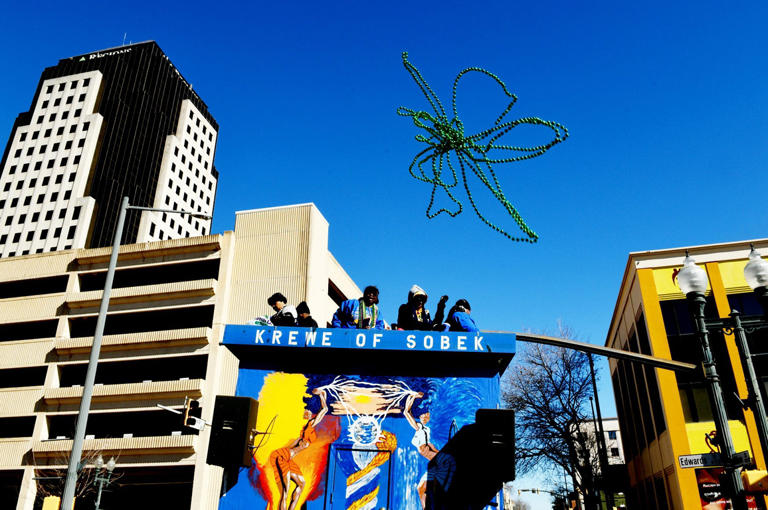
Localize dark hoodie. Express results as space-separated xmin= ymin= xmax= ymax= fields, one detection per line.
xmin=397 ymin=285 xmax=433 ymax=331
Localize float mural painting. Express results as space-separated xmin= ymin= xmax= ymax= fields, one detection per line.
xmin=219 ymin=370 xmax=499 ymax=510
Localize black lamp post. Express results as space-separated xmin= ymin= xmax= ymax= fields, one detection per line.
xmin=678 ymin=252 xmax=748 ymax=510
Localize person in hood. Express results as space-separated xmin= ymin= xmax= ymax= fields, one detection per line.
xmin=446 ymin=298 xmax=478 ymax=332
xmin=268 ymin=292 xmax=297 ymax=327
xmin=331 ymin=286 xmax=385 ymax=329
xmin=397 ymin=285 xmax=445 ymax=331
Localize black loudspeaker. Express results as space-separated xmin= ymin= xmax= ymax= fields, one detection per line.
xmin=425 ymin=409 xmax=515 ymax=510
xmin=475 ymin=408 xmax=515 ymax=482
xmin=207 ymin=396 xmax=258 ymax=468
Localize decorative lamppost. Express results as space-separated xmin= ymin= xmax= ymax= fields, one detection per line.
xmin=93 ymin=455 xmax=116 ymax=510
xmin=678 ymin=252 xmax=748 ymax=510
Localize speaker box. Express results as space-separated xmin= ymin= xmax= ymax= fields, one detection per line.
xmin=207 ymin=396 xmax=258 ymax=467
xmin=475 ymin=408 xmax=515 ymax=482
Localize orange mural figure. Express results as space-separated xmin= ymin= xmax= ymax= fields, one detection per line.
xmin=404 ymin=391 xmax=438 ymax=508
xmin=269 ymin=388 xmax=328 ymax=510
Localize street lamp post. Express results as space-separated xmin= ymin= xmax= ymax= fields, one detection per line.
xmin=93 ymin=455 xmax=116 ymax=510
xmin=678 ymin=247 xmax=768 ymax=510
xmin=678 ymin=252 xmax=748 ymax=510
xmin=60 ymin=197 xmax=212 ymax=508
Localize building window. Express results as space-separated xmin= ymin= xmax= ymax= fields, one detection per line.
xmin=79 ymin=93 xmax=85 ymax=102
xmin=66 ymin=96 xmax=73 ymax=105
xmin=73 ymin=156 xmax=80 ymax=165
xmin=56 ymin=126 xmax=64 ymax=136
xmin=44 ymin=129 xmax=51 ymax=137
xmin=40 ymin=229 xmax=48 ymax=239
xmin=83 ymin=78 xmax=90 ymax=86
xmin=0 ymin=235 xmax=5 ymax=244
xmin=32 ymin=131 xmax=39 ymax=140
xmin=74 ymin=109 xmax=81 ymax=117
xmin=47 ymin=160 xmax=54 ymax=169
xmin=62 ymin=111 xmax=69 ymax=120
xmin=67 ymin=226 xmax=76 ymax=240
xmin=58 ymin=209 xmax=66 ymax=219
xmin=23 ymin=197 xmax=31 ymax=206
xmin=49 ymin=114 xmax=56 ymax=122
xmin=4 ymin=217 xmax=11 ymax=226
xmin=72 ymin=207 xmax=81 ymax=220
xmin=36 ymin=195 xmax=44 ymax=204
xmin=9 ymin=165 xmax=16 ymax=175
xmin=42 ymin=177 xmax=50 ymax=186
xmin=82 ymin=122 xmax=89 ymax=131
xmin=36 ymin=116 xmax=43 ymax=124
xmin=55 ymin=175 xmax=62 ymax=184
xmin=68 ymin=172 xmax=76 ymax=182
xmin=54 ymin=227 xmax=61 ymax=238
xmin=610 ymin=447 xmax=620 ymax=457
xmin=32 ymin=212 xmax=39 ymax=222
xmin=63 ymin=190 xmax=71 ymax=200
xmin=19 ymin=132 xmax=27 ymax=142
xmin=26 ymin=231 xmax=33 ymax=241
xmin=69 ymin=125 xmax=77 ymax=134
xmin=34 ymin=161 xmax=42 ymax=171
xmin=58 ymin=83 xmax=65 ymax=91
xmin=52 ymin=143 xmax=59 ymax=151
xmin=149 ymin=223 xmax=155 ymax=236
xmin=46 ymin=85 xmax=53 ymax=93
xmin=608 ymin=431 xmax=617 ymax=440
xmin=77 ymin=139 xmax=85 ymax=148
xmin=12 ymin=233 xmax=20 ymax=243
xmin=51 ymin=192 xmax=58 ymax=201
xmin=44 ymin=211 xmax=52 ymax=221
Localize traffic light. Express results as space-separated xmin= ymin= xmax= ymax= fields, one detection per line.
xmin=742 ymin=469 xmax=768 ymax=492
xmin=183 ymin=398 xmax=204 ymax=430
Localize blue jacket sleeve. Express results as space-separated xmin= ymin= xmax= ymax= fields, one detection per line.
xmin=374 ymin=315 xmax=386 ymax=330
xmin=454 ymin=312 xmax=479 ymax=332
xmin=332 ymin=300 xmax=356 ymax=328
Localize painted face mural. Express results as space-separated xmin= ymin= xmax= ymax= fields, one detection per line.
xmin=219 ymin=370 xmax=499 ymax=510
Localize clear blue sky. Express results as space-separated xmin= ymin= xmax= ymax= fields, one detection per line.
xmin=2 ymin=1 xmax=767 ymax=505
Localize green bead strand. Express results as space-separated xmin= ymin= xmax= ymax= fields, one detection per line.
xmin=397 ymin=52 xmax=569 ymax=243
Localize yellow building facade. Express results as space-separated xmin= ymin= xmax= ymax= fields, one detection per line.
xmin=607 ymin=239 xmax=768 ymax=509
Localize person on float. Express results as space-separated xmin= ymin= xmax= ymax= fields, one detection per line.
xmin=268 ymin=292 xmax=298 ymax=327
xmin=397 ymin=285 xmax=445 ymax=331
xmin=296 ymin=301 xmax=318 ymax=328
xmin=331 ymin=285 xmax=385 ymax=329
xmin=445 ymin=299 xmax=479 ymax=332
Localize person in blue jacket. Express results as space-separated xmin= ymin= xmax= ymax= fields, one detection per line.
xmin=446 ymin=299 xmax=478 ymax=332
xmin=331 ymin=286 xmax=386 ymax=329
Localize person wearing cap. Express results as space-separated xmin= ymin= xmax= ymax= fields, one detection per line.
xmin=267 ymin=292 xmax=298 ymax=327
xmin=397 ymin=285 xmax=446 ymax=331
xmin=446 ymin=299 xmax=478 ymax=332
xmin=296 ymin=301 xmax=318 ymax=328
xmin=331 ymin=285 xmax=385 ymax=329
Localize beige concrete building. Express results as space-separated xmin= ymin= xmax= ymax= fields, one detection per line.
xmin=0 ymin=203 xmax=360 ymax=509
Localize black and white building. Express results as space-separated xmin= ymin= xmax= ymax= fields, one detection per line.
xmin=0 ymin=41 xmax=219 ymax=258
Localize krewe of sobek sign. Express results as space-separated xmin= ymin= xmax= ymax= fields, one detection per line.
xmin=223 ymin=325 xmax=515 ymax=354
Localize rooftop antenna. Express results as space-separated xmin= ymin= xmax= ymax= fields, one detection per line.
xmin=122 ymin=33 xmax=127 ymax=46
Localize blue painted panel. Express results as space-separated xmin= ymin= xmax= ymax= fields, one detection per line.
xmin=218 ymin=368 xmax=503 ymax=510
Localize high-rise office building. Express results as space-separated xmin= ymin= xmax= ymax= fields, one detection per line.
xmin=0 ymin=41 xmax=218 ymax=258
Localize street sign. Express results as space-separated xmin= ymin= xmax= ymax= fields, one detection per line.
xmin=679 ymin=453 xmax=722 ymax=468
xmin=679 ymin=450 xmax=751 ymax=469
